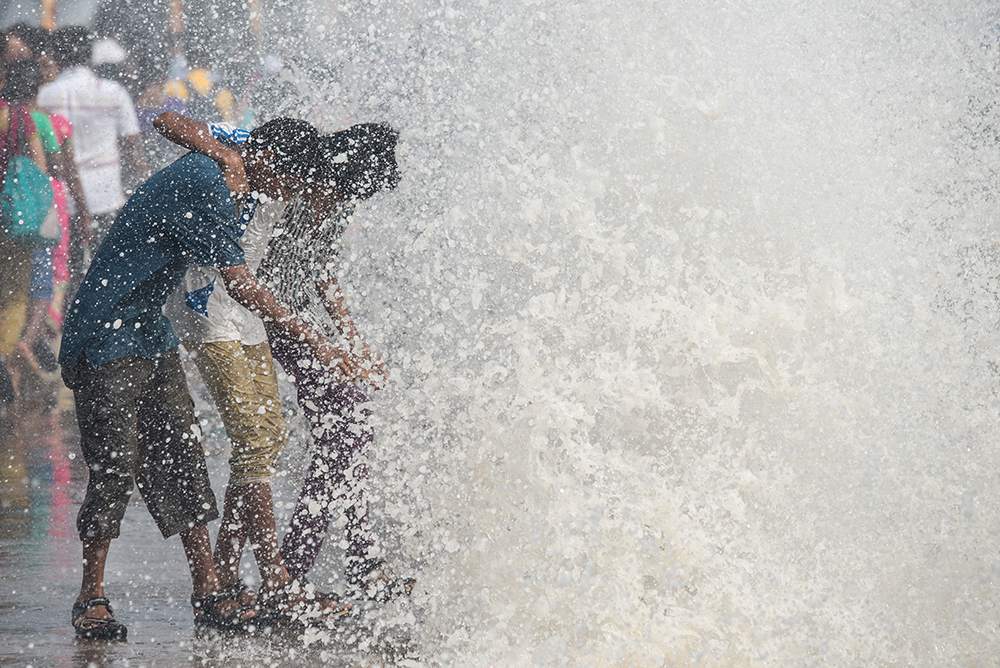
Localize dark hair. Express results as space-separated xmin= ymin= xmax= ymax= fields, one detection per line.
xmin=246 ymin=117 xmax=319 ymax=178
xmin=4 ymin=23 xmax=48 ymax=58
xmin=51 ymin=26 xmax=92 ymax=68
xmin=27 ymin=27 xmax=53 ymax=59
xmin=2 ymin=59 xmax=42 ymax=103
xmin=318 ymin=123 xmax=400 ymax=201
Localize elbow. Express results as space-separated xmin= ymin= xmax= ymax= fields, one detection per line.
xmin=152 ymin=112 xmax=178 ymax=135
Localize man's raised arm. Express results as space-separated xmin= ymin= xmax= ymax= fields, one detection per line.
xmin=154 ymin=112 xmax=248 ymax=199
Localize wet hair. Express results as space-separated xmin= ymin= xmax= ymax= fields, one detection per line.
xmin=51 ymin=26 xmax=92 ymax=68
xmin=2 ymin=59 xmax=42 ymax=103
xmin=318 ymin=123 xmax=400 ymax=201
xmin=246 ymin=117 xmax=319 ymax=178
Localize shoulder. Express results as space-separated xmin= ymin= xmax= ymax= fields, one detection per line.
xmin=49 ymin=113 xmax=72 ymax=140
xmin=57 ymin=67 xmax=89 ymax=88
xmin=128 ymin=155 xmax=233 ymax=234
xmin=101 ymin=77 xmax=130 ymax=96
xmin=164 ymin=153 xmax=226 ymax=190
xmin=39 ymin=69 xmax=87 ymax=100
xmin=99 ymin=78 xmax=135 ymax=105
xmin=137 ymin=153 xmax=225 ymax=203
xmin=29 ymin=109 xmax=55 ymax=133
xmin=37 ymin=80 xmax=62 ymax=101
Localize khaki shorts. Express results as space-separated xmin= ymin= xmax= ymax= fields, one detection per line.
xmin=185 ymin=340 xmax=287 ymax=485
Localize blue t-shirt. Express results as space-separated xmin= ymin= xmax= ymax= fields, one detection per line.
xmin=59 ymin=153 xmax=247 ymax=369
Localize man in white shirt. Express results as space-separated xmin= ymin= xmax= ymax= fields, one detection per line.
xmin=38 ymin=27 xmax=149 ymax=305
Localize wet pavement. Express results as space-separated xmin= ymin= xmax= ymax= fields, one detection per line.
xmin=0 ymin=375 xmax=418 ymax=668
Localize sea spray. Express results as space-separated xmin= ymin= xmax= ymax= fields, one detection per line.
xmin=255 ymin=0 xmax=1000 ymax=664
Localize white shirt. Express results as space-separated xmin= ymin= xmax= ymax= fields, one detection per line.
xmin=164 ymin=197 xmax=287 ymax=345
xmin=38 ymin=66 xmax=141 ymax=214
xmin=165 ymin=123 xmax=294 ymax=346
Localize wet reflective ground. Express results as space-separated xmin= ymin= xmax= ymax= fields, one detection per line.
xmin=0 ymin=376 xmax=417 ymax=668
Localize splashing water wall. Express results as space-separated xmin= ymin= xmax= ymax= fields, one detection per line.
xmin=255 ymin=0 xmax=1000 ymax=664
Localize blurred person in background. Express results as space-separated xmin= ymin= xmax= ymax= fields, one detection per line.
xmin=91 ymin=37 xmax=133 ymax=93
xmin=38 ymin=26 xmax=148 ymax=312
xmin=2 ymin=57 xmax=92 ymax=390
xmin=4 ymin=26 xmax=90 ymax=340
xmin=3 ymin=23 xmax=36 ymax=62
xmin=0 ymin=55 xmax=47 ymax=407
xmin=135 ymin=54 xmax=188 ymax=172
xmin=164 ymin=43 xmax=237 ymax=127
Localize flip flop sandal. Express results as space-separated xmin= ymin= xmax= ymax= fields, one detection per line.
xmin=72 ymin=596 xmax=127 ymax=641
xmin=191 ymin=589 xmax=256 ymax=633
xmin=346 ymin=558 xmax=416 ymax=604
xmin=257 ymin=578 xmax=351 ymax=626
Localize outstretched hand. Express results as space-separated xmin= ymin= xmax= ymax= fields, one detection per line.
xmin=312 ymin=341 xmax=389 ymax=390
xmin=311 ymin=339 xmax=385 ymax=389
xmin=313 ymin=339 xmax=356 ymax=381
xmin=353 ymin=342 xmax=389 ymax=390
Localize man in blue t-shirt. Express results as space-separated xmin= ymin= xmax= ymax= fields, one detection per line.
xmin=60 ymin=118 xmax=361 ymax=640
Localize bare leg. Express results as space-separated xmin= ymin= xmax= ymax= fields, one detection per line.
xmin=215 ymin=482 xmax=291 ymax=594
xmin=73 ymin=537 xmax=131 ymax=639
xmin=76 ymin=537 xmax=112 ymax=619
xmin=214 ymin=484 xmax=249 ymax=588
xmin=182 ymin=524 xmax=256 ymax=623
xmin=180 ymin=524 xmax=220 ymax=598
xmin=216 ymin=482 xmax=350 ymax=618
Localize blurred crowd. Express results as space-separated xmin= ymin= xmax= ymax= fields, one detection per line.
xmin=0 ymin=24 xmax=276 ymax=413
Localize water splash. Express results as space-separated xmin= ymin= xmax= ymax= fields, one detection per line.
xmin=257 ymin=1 xmax=1000 ymax=664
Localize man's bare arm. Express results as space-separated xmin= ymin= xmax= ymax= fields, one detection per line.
xmin=153 ymin=112 xmax=247 ymax=198
xmin=120 ymin=133 xmax=150 ymax=184
xmin=220 ymin=264 xmax=365 ymax=381
xmin=52 ymin=138 xmax=93 ymax=246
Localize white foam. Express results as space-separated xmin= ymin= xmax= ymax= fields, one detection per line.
xmin=261 ymin=1 xmax=1000 ymax=664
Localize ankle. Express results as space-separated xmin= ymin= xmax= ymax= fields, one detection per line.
xmin=217 ymin=573 xmax=239 ymax=589
xmin=77 ymin=591 xmax=105 ymax=603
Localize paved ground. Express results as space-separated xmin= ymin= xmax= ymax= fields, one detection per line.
xmin=0 ymin=377 xmax=417 ymax=668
